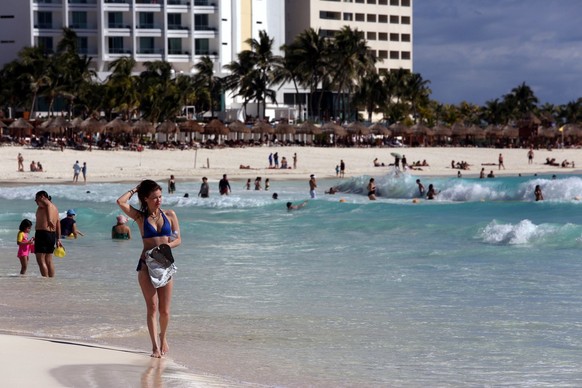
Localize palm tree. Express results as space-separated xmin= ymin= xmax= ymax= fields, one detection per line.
xmin=106 ymin=57 xmax=139 ymax=119
xmin=327 ymin=26 xmax=376 ymax=120
xmin=284 ymin=28 xmax=329 ymax=120
xmin=351 ymin=70 xmax=386 ymax=122
xmin=18 ymin=46 xmax=52 ymax=118
xmin=223 ymin=50 xmax=256 ymax=120
xmin=192 ymin=55 xmax=222 ymax=118
xmin=503 ymin=82 xmax=539 ymax=119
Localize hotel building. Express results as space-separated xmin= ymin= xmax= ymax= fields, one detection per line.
xmin=0 ymin=0 xmax=412 ymax=119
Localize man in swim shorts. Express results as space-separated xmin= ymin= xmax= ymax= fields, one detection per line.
xmin=34 ymin=190 xmax=62 ymax=277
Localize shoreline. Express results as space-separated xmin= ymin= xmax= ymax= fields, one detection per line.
xmin=1 ymin=145 xmax=580 ymax=187
xmin=0 ymin=332 xmax=245 ymax=387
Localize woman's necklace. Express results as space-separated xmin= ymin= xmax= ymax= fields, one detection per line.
xmin=150 ymin=211 xmax=160 ymax=222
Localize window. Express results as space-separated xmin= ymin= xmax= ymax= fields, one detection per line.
xmin=367 ymin=31 xmax=376 ymax=40
xmin=355 ymin=0 xmax=364 ymax=3
xmin=168 ymin=13 xmax=181 ymax=29
xmin=390 ymin=15 xmax=399 ymax=24
xmin=139 ymin=12 xmax=154 ymax=28
xmin=37 ymin=36 xmax=53 ymax=52
xmin=401 ymin=33 xmax=410 ymax=42
xmin=367 ymin=0 xmax=376 ymax=3
xmin=401 ymin=51 xmax=410 ymax=60
xmin=390 ymin=50 xmax=399 ymax=59
xmin=195 ymin=14 xmax=209 ymax=29
xmin=390 ymin=33 xmax=399 ymax=41
xmin=401 ymin=0 xmax=410 ymax=6
xmin=139 ymin=37 xmax=155 ymax=54
xmin=378 ymin=32 xmax=387 ymax=41
xmin=320 ymin=11 xmax=341 ymax=20
xmin=77 ymin=37 xmax=88 ymax=54
xmin=108 ymin=12 xmax=123 ymax=28
xmin=195 ymin=38 xmax=209 ymax=55
xmin=343 ymin=13 xmax=353 ymax=21
xmin=355 ymin=13 xmax=365 ymax=22
xmin=168 ymin=38 xmax=182 ymax=54
xmin=37 ymin=11 xmax=52 ymax=29
xmin=390 ymin=0 xmax=399 ymax=5
xmin=367 ymin=14 xmax=376 ymax=22
xmin=379 ymin=0 xmax=387 ymax=4
xmin=379 ymin=14 xmax=388 ymax=23
xmin=108 ymin=36 xmax=124 ymax=53
xmin=71 ymin=11 xmax=87 ymax=29
xmin=401 ymin=16 xmax=410 ymax=25
xmin=378 ymin=50 xmax=388 ymax=59
xmin=319 ymin=29 xmax=337 ymax=38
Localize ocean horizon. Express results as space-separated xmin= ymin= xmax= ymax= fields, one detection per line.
xmin=1 ymin=172 xmax=581 ymax=386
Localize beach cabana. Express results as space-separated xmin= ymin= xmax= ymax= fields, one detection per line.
xmin=9 ymin=118 xmax=34 ymax=138
xmin=156 ymin=120 xmax=179 ymax=142
xmin=105 ymin=117 xmax=132 ymax=135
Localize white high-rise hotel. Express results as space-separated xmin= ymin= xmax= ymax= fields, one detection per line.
xmin=0 ymin=0 xmax=412 ymax=118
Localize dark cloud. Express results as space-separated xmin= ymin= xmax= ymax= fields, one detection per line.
xmin=414 ymin=0 xmax=582 ymax=105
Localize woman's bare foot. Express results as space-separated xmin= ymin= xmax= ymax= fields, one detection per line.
xmin=160 ymin=337 xmax=169 ymax=356
xmin=151 ymin=347 xmax=162 ymax=358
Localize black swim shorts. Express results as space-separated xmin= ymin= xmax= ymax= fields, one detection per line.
xmin=34 ymin=230 xmax=56 ymax=254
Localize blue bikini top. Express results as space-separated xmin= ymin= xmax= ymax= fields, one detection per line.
xmin=143 ymin=211 xmax=172 ymax=239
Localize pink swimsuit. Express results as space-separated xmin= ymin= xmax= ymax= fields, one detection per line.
xmin=17 ymin=232 xmax=33 ymax=257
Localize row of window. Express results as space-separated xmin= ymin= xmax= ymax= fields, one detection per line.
xmin=322 ymin=0 xmax=411 ymax=6
xmin=375 ymin=50 xmax=410 ymax=60
xmin=35 ymin=11 xmax=213 ymax=30
xmin=36 ymin=35 xmax=213 ymax=55
xmin=321 ymin=11 xmax=411 ymax=24
xmin=368 ymin=32 xmax=410 ymax=42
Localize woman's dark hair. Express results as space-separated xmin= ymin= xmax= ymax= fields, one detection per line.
xmin=19 ymin=219 xmax=32 ymax=232
xmin=137 ymin=180 xmax=162 ymax=216
xmin=35 ymin=190 xmax=51 ymax=201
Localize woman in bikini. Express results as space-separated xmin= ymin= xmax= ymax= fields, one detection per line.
xmin=117 ymin=179 xmax=182 ymax=358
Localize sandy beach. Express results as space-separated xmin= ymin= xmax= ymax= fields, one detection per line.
xmin=1 ymin=145 xmax=580 ymax=186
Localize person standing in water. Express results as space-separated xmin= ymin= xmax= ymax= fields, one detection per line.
xmin=117 ymin=180 xmax=182 ymax=358
xmin=34 ymin=191 xmax=62 ymax=277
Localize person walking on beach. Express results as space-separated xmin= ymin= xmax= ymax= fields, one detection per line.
xmin=527 ymin=148 xmax=534 ymax=165
xmin=274 ymin=152 xmax=279 ymax=168
xmin=82 ymin=162 xmax=87 ymax=183
xmin=498 ymin=153 xmax=505 ymax=170
xmin=268 ymin=153 xmax=273 ymax=168
xmin=16 ymin=219 xmax=34 ymax=275
xmin=73 ymin=161 xmax=81 ymax=183
xmin=480 ymin=168 xmax=485 ymax=179
xmin=340 ymin=160 xmax=345 ymax=178
xmin=219 ymin=174 xmax=231 ymax=195
xmin=198 ymin=177 xmax=209 ymax=198
xmin=293 ymin=153 xmax=297 ymax=169
xmin=34 ymin=190 xmax=62 ymax=277
xmin=117 ymin=180 xmax=182 ymax=358
xmin=309 ymin=174 xmax=317 ymax=199
xmin=17 ymin=153 xmax=24 ymax=172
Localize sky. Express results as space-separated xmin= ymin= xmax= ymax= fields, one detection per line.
xmin=413 ymin=0 xmax=582 ymax=106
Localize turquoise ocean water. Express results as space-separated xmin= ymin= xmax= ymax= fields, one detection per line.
xmin=1 ymin=172 xmax=581 ymax=387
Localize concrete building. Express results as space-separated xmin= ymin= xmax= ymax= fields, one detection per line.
xmin=0 ymin=0 xmax=411 ymax=120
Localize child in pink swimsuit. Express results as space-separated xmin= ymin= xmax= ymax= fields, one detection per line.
xmin=17 ymin=219 xmax=35 ymax=275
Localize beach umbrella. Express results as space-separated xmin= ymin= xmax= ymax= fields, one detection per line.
xmin=346 ymin=121 xmax=371 ymax=136
xmin=105 ymin=117 xmax=132 ymax=134
xmin=227 ymin=120 xmax=249 ymax=133
xmin=296 ymin=121 xmax=321 ymax=135
xmin=132 ymin=118 xmax=155 ymax=135
xmin=156 ymin=119 xmax=179 ymax=142
xmin=321 ymin=122 xmax=347 ymax=136
xmin=9 ymin=117 xmax=33 ymax=138
xmin=39 ymin=118 xmax=53 ymax=129
xmin=70 ymin=117 xmax=84 ymax=129
xmin=433 ymin=124 xmax=452 ymax=137
xmin=80 ymin=117 xmax=105 ymax=134
xmin=539 ymin=126 xmax=558 ymax=138
xmin=411 ymin=123 xmax=432 ymax=136
xmin=204 ymin=119 xmax=229 ymax=135
xmin=368 ymin=123 xmax=391 ymax=136
xmin=388 ymin=122 xmax=408 ymax=136
xmin=178 ymin=120 xmax=204 ymax=143
xmin=502 ymin=125 xmax=519 ymax=139
xmin=468 ymin=125 xmax=486 ymax=140
xmin=390 ymin=152 xmax=402 ymax=159
xmin=563 ymin=123 xmax=582 ymax=138
xmin=252 ymin=120 xmax=274 ymax=134
xmin=451 ymin=122 xmax=467 ymax=137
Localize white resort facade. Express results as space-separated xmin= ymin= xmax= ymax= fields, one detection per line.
xmin=0 ymin=0 xmax=412 ymax=120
